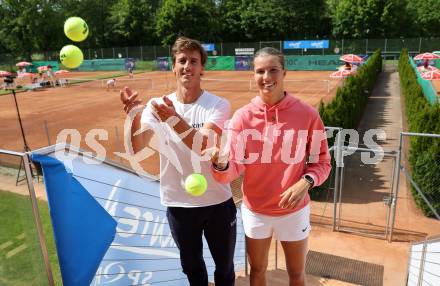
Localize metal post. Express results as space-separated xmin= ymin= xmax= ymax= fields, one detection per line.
xmin=366 ymin=38 xmax=368 ymax=54
xmin=333 ymin=128 xmax=343 ymax=231
xmin=417 ymin=241 xmax=427 ymax=286
xmin=385 ymin=156 xmax=397 ymax=239
xmin=140 ymin=46 xmax=143 ymax=60
xmin=389 ymin=133 xmax=403 ymax=242
xmin=384 ymin=38 xmax=387 ymax=53
xmin=43 ymin=120 xmax=51 ymax=146
xmin=22 ymin=154 xmax=55 ymax=286
xmin=12 ymin=90 xmax=30 ymax=152
xmin=112 ymin=47 xmax=115 ymax=59
xmin=342 ymin=39 xmax=344 ymax=54
xmin=154 ymin=45 xmax=157 ymax=60
xmin=101 ymin=48 xmax=104 ymax=59
xmin=126 ymin=47 xmax=128 ymax=58
xmin=220 ymin=42 xmax=223 ymax=56
xmin=418 ymin=37 xmax=422 ymax=53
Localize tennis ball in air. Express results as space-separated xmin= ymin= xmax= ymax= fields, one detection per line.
xmin=59 ymin=45 xmax=83 ymax=69
xmin=184 ymin=174 xmax=207 ymax=196
xmin=64 ymin=17 xmax=89 ymax=42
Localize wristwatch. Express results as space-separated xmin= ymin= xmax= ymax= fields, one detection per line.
xmin=301 ymin=174 xmax=315 ymax=188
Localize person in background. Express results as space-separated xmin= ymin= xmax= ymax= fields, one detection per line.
xmin=128 ymin=61 xmax=134 ymax=78
xmin=106 ymin=78 xmax=116 ymax=91
xmin=344 ymin=61 xmax=352 ymax=70
xmin=46 ymin=65 xmax=56 ymax=87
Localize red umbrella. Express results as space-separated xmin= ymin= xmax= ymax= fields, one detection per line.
xmin=414 ymin=53 xmax=440 ymax=61
xmin=340 ymin=54 xmax=364 ymax=63
xmin=417 ymin=66 xmax=439 ymax=72
xmin=37 ymin=66 xmax=49 ymax=72
xmin=16 ymin=61 xmax=32 ymax=67
xmin=330 ymin=70 xmax=354 ymax=78
xmin=421 ymin=70 xmax=440 ymax=80
xmin=0 ymin=71 xmax=12 ymax=77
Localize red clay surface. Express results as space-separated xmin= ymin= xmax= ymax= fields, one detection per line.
xmin=432 ymin=79 xmax=440 ymax=96
xmin=0 ymin=70 xmax=341 ymax=175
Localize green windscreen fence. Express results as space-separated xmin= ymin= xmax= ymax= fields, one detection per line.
xmin=410 ymin=58 xmax=438 ymax=105
xmin=76 ymin=59 xmax=126 ymax=71
xmin=284 ymin=55 xmax=342 ymax=70
xmin=31 ymin=61 xmax=60 ymax=72
xmin=205 ymin=56 xmax=235 ymax=70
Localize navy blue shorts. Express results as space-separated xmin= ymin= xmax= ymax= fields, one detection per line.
xmin=167 ymin=198 xmax=237 ymax=286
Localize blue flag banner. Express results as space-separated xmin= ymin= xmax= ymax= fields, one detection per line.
xmin=202 ymin=43 xmax=215 ymax=52
xmin=31 ymin=147 xmax=246 ymax=285
xmin=283 ymin=40 xmax=329 ymax=49
xmin=31 ymin=154 xmax=117 ymax=286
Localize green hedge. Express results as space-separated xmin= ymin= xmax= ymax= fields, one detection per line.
xmin=398 ymin=49 xmax=440 ymax=217
xmin=311 ymin=50 xmax=382 ymax=200
xmin=319 ymin=49 xmax=382 ymax=130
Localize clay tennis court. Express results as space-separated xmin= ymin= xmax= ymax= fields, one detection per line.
xmin=0 ymin=70 xmax=341 ymax=175
xmin=432 ymin=79 xmax=440 ymax=95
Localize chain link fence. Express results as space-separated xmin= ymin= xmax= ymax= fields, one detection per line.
xmin=1 ymin=38 xmax=440 ymax=68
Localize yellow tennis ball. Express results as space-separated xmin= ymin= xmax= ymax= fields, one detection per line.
xmin=60 ymin=45 xmax=83 ymax=69
xmin=184 ymin=174 xmax=207 ymax=196
xmin=64 ymin=17 xmax=89 ymax=42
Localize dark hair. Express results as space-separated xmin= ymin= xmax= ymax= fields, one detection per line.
xmin=254 ymin=47 xmax=285 ymax=69
xmin=171 ymin=36 xmax=207 ymax=66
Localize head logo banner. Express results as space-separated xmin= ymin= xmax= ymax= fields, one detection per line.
xmin=31 ymin=146 xmax=245 ymax=285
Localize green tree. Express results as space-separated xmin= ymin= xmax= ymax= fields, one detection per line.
xmin=0 ymin=0 xmax=65 ymax=58
xmin=330 ymin=0 xmax=412 ymax=38
xmin=218 ymin=0 xmax=330 ymax=41
xmin=407 ymin=0 xmax=440 ymax=37
xmin=156 ymin=0 xmax=218 ymax=45
xmin=61 ymin=0 xmax=117 ymax=47
xmin=108 ymin=0 xmax=161 ymax=46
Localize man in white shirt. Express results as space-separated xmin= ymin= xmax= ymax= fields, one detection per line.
xmin=106 ymin=78 xmax=116 ymax=91
xmin=120 ymin=37 xmax=236 ymax=286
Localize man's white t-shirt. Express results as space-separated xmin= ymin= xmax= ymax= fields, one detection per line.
xmin=140 ymin=90 xmax=232 ymax=207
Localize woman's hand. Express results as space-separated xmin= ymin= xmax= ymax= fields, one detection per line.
xmin=278 ymin=179 xmax=311 ymax=209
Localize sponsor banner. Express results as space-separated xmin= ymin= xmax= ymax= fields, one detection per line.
xmin=235 ymin=56 xmax=253 ymax=71
xmin=283 ymin=40 xmax=329 ymax=50
xmin=284 ymin=55 xmax=342 ymax=71
xmin=156 ymin=57 xmax=170 ymax=71
xmin=235 ymin=48 xmax=255 ymax=56
xmin=205 ymin=56 xmax=235 ymax=71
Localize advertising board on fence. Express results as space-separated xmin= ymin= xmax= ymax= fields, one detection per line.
xmin=283 ymin=40 xmax=330 ymax=50
xmin=156 ymin=57 xmax=170 ymax=71
xmin=284 ymin=55 xmax=341 ymax=70
xmin=235 ymin=56 xmax=253 ymax=71
xmin=205 ymin=56 xmax=235 ymax=71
